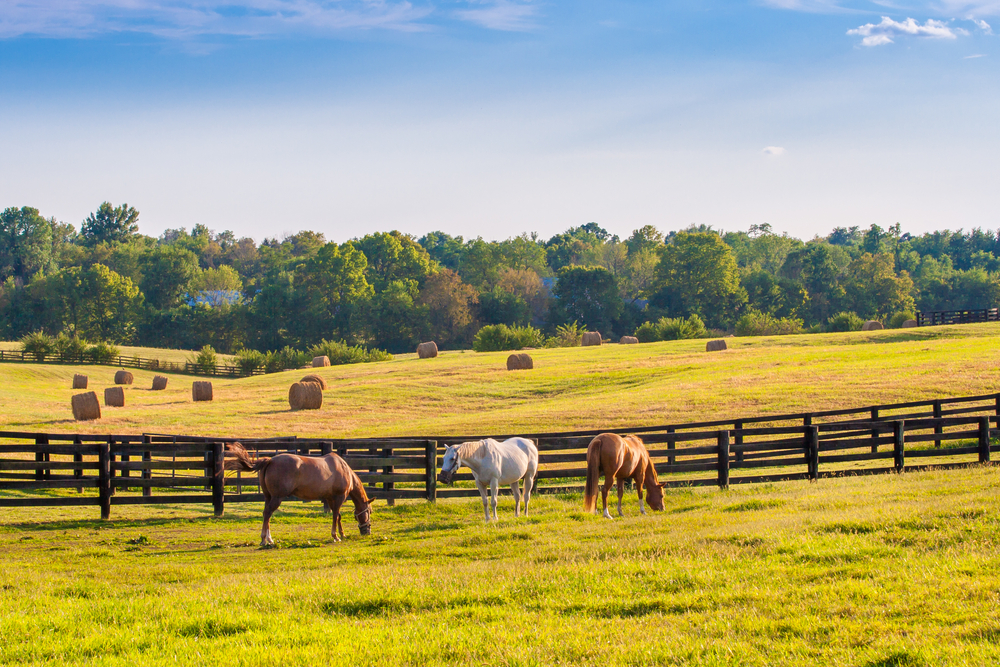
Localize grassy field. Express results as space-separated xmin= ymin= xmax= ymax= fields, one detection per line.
xmin=1 ymin=323 xmax=1000 ymax=438
xmin=1 ymin=466 xmax=999 ymax=666
xmin=3 ymin=325 xmax=1000 ymax=665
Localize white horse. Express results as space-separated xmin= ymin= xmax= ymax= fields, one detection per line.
xmin=438 ymin=438 xmax=539 ymax=521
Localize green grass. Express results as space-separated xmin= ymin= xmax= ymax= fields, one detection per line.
xmin=1 ymin=466 xmax=999 ymax=665
xmin=2 ymin=323 xmax=1000 ymax=437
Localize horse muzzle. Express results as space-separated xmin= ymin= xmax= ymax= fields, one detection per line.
xmin=359 ymin=524 xmax=371 ymax=536
xmin=437 ymin=470 xmax=454 ymax=485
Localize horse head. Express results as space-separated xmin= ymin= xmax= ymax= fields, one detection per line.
xmin=646 ymin=481 xmax=667 ymax=511
xmin=355 ymin=498 xmax=374 ymax=536
xmin=437 ymin=445 xmax=461 ymax=485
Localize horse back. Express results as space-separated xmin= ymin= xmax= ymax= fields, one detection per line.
xmin=262 ymin=452 xmax=356 ymax=501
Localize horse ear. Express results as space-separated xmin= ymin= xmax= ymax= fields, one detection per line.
xmin=367 ymin=496 xmax=377 ymax=505
xmin=658 ymin=482 xmax=666 ymax=488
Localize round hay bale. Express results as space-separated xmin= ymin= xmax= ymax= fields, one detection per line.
xmin=312 ymin=356 xmax=331 ymax=367
xmin=72 ymin=374 xmax=88 ymax=389
xmin=417 ymin=341 xmax=439 ymax=358
xmin=581 ymin=332 xmax=602 ymax=346
xmin=506 ymin=353 xmax=534 ymax=371
xmin=300 ymin=374 xmax=328 ymax=390
xmin=705 ymin=339 xmax=728 ymax=352
xmin=861 ymin=320 xmax=884 ymax=331
xmin=114 ymin=370 xmax=134 ymax=385
xmin=104 ymin=386 xmax=125 ymax=407
xmin=71 ymin=391 xmax=101 ymax=421
xmin=902 ymin=319 xmax=918 ymax=328
xmin=151 ymin=375 xmax=168 ymax=391
xmin=619 ymin=336 xmax=639 ymax=345
xmin=289 ymin=382 xmax=323 ymax=410
xmin=192 ymin=381 xmax=213 ymax=402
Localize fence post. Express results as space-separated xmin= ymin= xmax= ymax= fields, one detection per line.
xmin=74 ymin=435 xmax=83 ymax=493
xmin=807 ymin=426 xmax=819 ymax=481
xmin=142 ymin=435 xmax=152 ymax=498
xmin=34 ymin=435 xmax=49 ymax=480
xmin=933 ymin=401 xmax=943 ymax=448
xmin=667 ymin=427 xmax=676 ymax=466
xmin=120 ymin=441 xmax=130 ymax=492
xmin=212 ymin=441 xmax=225 ymax=517
xmin=425 ymin=440 xmax=438 ymax=502
xmin=893 ymin=421 xmax=905 ymax=471
xmin=383 ymin=445 xmax=395 ymax=507
xmin=734 ymin=420 xmax=744 ymax=463
xmin=717 ymin=430 xmax=730 ymax=490
xmin=870 ymin=408 xmax=880 ymax=453
xmin=978 ymin=416 xmax=991 ymax=464
xmin=107 ymin=436 xmax=116 ymax=496
xmin=98 ymin=441 xmax=111 ymax=520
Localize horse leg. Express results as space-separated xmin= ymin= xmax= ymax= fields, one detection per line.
xmin=601 ymin=476 xmax=614 ymax=520
xmin=477 ymin=481 xmax=491 ymax=521
xmin=329 ymin=493 xmax=346 ymax=543
xmin=261 ymin=495 xmax=282 ymax=547
xmin=510 ymin=481 xmax=522 ymax=518
xmin=522 ymin=476 xmax=532 ymax=517
xmin=635 ymin=470 xmax=647 ymax=516
xmin=616 ymin=479 xmax=625 ymax=517
xmin=490 ymin=478 xmax=500 ymax=520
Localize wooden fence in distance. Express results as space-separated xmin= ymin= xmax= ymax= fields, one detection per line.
xmin=0 ymin=350 xmax=263 ymax=378
xmin=1 ymin=392 xmax=998 ymax=519
xmin=916 ymin=308 xmax=1000 ymax=327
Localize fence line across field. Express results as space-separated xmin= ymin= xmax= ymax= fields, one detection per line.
xmin=1 ymin=391 xmax=999 ymax=519
xmin=916 ymin=308 xmax=1000 ymax=327
xmin=0 ymin=350 xmax=264 ymax=378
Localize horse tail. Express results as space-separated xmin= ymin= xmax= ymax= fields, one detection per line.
xmin=224 ymin=442 xmax=272 ymax=473
xmin=583 ymin=436 xmax=602 ymax=512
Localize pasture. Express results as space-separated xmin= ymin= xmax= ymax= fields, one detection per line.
xmin=2 ymin=325 xmax=1000 ymax=665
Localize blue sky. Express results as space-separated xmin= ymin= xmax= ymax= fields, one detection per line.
xmin=0 ymin=0 xmax=997 ymax=243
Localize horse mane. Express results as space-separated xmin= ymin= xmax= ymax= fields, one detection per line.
xmin=456 ymin=439 xmax=489 ymax=461
xmin=350 ymin=467 xmax=370 ymax=503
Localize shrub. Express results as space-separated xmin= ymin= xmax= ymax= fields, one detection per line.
xmin=546 ymin=321 xmax=584 ymax=348
xmin=473 ymin=324 xmax=545 ymax=352
xmin=189 ymin=345 xmax=218 ymax=374
xmin=888 ymin=310 xmax=916 ymax=329
xmin=307 ymin=339 xmax=393 ymax=365
xmin=735 ymin=309 xmax=804 ymax=337
xmin=634 ymin=315 xmax=708 ymax=343
xmin=53 ymin=332 xmax=88 ymax=361
xmin=826 ymin=311 xmax=865 ymax=333
xmin=87 ymin=341 xmax=120 ymax=364
xmin=234 ymin=349 xmax=266 ymax=376
xmin=20 ymin=331 xmax=54 ymax=362
xmin=264 ymin=346 xmax=310 ymax=373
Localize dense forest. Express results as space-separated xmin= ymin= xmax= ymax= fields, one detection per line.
xmin=2 ymin=203 xmax=999 ymax=354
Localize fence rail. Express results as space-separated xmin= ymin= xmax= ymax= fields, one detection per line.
xmin=916 ymin=308 xmax=1000 ymax=327
xmin=2 ymin=391 xmax=999 ymax=518
xmin=0 ymin=350 xmax=263 ymax=378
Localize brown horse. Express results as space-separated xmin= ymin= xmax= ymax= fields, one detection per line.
xmin=583 ymin=433 xmax=665 ymax=518
xmin=225 ymin=443 xmax=374 ymax=546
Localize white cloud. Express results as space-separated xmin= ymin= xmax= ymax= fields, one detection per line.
xmin=972 ymin=17 xmax=993 ymax=32
xmin=762 ymin=146 xmax=786 ymax=156
xmin=964 ymin=52 xmax=987 ymax=56
xmin=453 ymin=0 xmax=537 ymax=31
xmin=847 ymin=16 xmax=962 ymax=45
xmin=0 ymin=0 xmax=433 ymax=39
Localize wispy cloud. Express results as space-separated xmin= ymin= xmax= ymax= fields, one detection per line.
xmin=762 ymin=146 xmax=786 ymax=156
xmin=453 ymin=0 xmax=538 ymax=31
xmin=847 ymin=16 xmax=963 ymax=45
xmin=0 ymin=0 xmax=434 ymax=39
xmin=972 ymin=17 xmax=993 ymax=32
xmin=964 ymin=52 xmax=987 ymax=55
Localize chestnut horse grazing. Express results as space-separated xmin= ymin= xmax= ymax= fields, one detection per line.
xmin=583 ymin=433 xmax=665 ymax=519
xmin=224 ymin=442 xmax=373 ymax=545
xmin=438 ymin=438 xmax=538 ymax=521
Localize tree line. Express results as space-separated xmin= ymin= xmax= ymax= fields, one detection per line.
xmin=2 ymin=204 xmax=999 ymax=354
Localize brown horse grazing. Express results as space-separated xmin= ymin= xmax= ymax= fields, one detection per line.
xmin=224 ymin=443 xmax=374 ymax=546
xmin=583 ymin=433 xmax=666 ymax=519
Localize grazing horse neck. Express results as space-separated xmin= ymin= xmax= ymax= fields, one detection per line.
xmin=641 ymin=459 xmax=660 ymax=490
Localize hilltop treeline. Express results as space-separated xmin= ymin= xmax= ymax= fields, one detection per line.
xmin=1 ymin=204 xmax=998 ymax=353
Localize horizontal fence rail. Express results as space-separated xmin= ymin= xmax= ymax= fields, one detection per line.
xmin=1 ymin=392 xmax=999 ymax=518
xmin=916 ymin=308 xmax=1000 ymax=327
xmin=0 ymin=350 xmax=264 ymax=378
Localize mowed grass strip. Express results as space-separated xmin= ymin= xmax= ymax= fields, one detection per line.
xmin=1 ymin=466 xmax=999 ymax=665
xmin=1 ymin=323 xmax=1000 ymax=438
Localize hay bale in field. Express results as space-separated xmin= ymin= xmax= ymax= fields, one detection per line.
xmin=417 ymin=341 xmax=439 ymax=358
xmin=861 ymin=320 xmax=884 ymax=331
xmin=289 ymin=382 xmax=323 ymax=410
xmin=151 ymin=375 xmax=168 ymax=391
xmin=71 ymin=391 xmax=101 ymax=421
xmin=705 ymin=339 xmax=728 ymax=352
xmin=506 ymin=353 xmax=534 ymax=371
xmin=300 ymin=374 xmax=328 ymax=390
xmin=192 ymin=381 xmax=213 ymax=402
xmin=312 ymin=356 xmax=331 ymax=367
xmin=114 ymin=370 xmax=133 ymax=385
xmin=72 ymin=374 xmax=88 ymax=389
xmin=104 ymin=386 xmax=125 ymax=407
xmin=581 ymin=332 xmax=602 ymax=347
xmin=902 ymin=319 xmax=918 ymax=328
xmin=619 ymin=336 xmax=639 ymax=345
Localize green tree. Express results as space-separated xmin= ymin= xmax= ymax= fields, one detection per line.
xmin=139 ymin=245 xmax=199 ymax=311
xmin=352 ymin=231 xmax=433 ymax=292
xmin=81 ymin=202 xmax=139 ymax=246
xmin=417 ymin=269 xmax=479 ymax=348
xmin=360 ymin=279 xmax=425 ymax=352
xmin=780 ymin=243 xmax=850 ymax=324
xmin=50 ymin=264 xmax=143 ymax=342
xmin=625 ymin=225 xmax=664 ymax=256
xmin=840 ymin=253 xmax=915 ymax=318
xmin=0 ymin=207 xmax=55 ymax=282
xmin=649 ymin=232 xmax=746 ymax=327
xmin=296 ymin=242 xmax=373 ymax=343
xmin=552 ymin=265 xmax=622 ymax=334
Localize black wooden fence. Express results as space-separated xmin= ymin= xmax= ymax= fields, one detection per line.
xmin=0 ymin=350 xmax=262 ymax=378
xmin=916 ymin=308 xmax=1000 ymax=327
xmin=1 ymin=392 xmax=998 ymax=518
